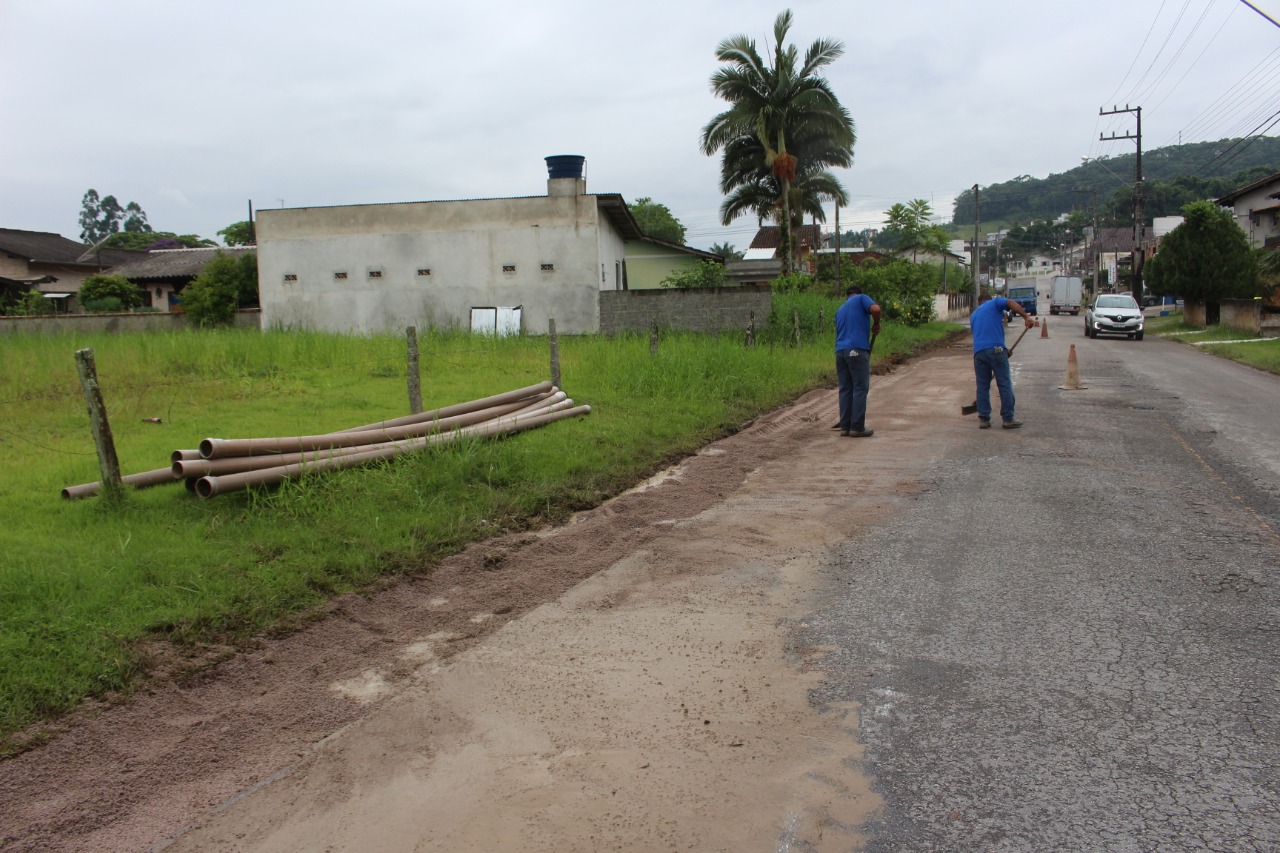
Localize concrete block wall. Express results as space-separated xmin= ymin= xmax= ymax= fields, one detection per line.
xmin=598 ymin=285 xmax=773 ymax=335
xmin=1219 ymin=298 xmax=1265 ymax=335
xmin=0 ymin=310 xmax=261 ymax=335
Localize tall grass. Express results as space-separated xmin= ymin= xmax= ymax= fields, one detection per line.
xmin=0 ymin=309 xmax=959 ymax=749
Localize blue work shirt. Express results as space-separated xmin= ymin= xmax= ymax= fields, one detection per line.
xmin=971 ymin=297 xmax=1010 ymax=352
xmin=835 ymin=293 xmax=877 ymax=352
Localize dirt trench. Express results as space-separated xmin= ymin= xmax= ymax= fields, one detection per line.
xmin=0 ymin=344 xmax=975 ymax=853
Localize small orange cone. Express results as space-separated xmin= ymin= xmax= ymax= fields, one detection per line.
xmin=1059 ymin=344 xmax=1086 ymax=390
xmin=1040 ymin=317 xmax=1049 ymax=338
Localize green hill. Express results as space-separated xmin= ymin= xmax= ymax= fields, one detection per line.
xmin=952 ymin=136 xmax=1280 ymax=227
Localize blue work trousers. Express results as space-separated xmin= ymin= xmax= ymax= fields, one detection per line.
xmin=836 ymin=348 xmax=871 ymax=432
xmin=974 ymin=347 xmax=1015 ymax=422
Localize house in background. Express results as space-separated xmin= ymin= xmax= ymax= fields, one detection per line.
xmin=623 ymin=236 xmax=722 ymax=289
xmin=742 ymin=224 xmax=823 ymax=273
xmin=0 ymin=228 xmax=142 ymax=313
xmin=1217 ymin=170 xmax=1280 ymax=249
xmin=110 ymin=246 xmax=256 ymax=311
xmin=257 ymin=156 xmax=717 ymax=336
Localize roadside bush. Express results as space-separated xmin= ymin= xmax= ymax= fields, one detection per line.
xmin=844 ymin=259 xmax=935 ymax=326
xmin=78 ymin=274 xmax=144 ymax=311
xmin=11 ymin=290 xmax=56 ymax=316
xmin=182 ymin=252 xmax=258 ymax=327
xmin=82 ymin=297 xmax=125 ymax=313
xmin=661 ymin=260 xmax=728 ymax=289
xmin=770 ymin=271 xmax=814 ymax=294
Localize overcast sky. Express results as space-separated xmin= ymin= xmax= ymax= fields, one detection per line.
xmin=3 ymin=0 xmax=1278 ymax=252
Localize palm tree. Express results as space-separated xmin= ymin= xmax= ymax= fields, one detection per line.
xmin=708 ymin=241 xmax=744 ymax=260
xmin=717 ymin=123 xmax=851 ymax=233
xmin=700 ymin=9 xmax=856 ymax=273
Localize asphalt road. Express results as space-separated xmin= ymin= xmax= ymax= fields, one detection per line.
xmin=797 ymin=324 xmax=1280 ymax=851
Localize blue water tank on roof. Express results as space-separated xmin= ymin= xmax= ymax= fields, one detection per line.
xmin=545 ymin=155 xmax=586 ymax=180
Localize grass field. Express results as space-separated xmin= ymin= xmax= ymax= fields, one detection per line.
xmin=0 ymin=300 xmax=960 ymax=751
xmin=1150 ymin=312 xmax=1280 ymax=374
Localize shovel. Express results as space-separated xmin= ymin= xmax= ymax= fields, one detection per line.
xmin=961 ymin=323 xmax=1032 ymax=416
xmin=831 ymin=331 xmax=878 ymax=429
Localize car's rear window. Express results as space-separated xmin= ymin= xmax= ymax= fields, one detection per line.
xmin=1097 ymin=296 xmax=1138 ymax=308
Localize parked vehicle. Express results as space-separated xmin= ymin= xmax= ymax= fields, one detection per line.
xmin=1005 ymin=283 xmax=1038 ymax=319
xmin=1049 ymin=276 xmax=1082 ymax=315
xmin=1085 ymin=294 xmax=1144 ymax=340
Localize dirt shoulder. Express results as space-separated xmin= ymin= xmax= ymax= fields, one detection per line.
xmin=1 ymin=343 xmax=976 ymax=853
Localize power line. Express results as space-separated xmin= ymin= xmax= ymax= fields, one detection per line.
xmin=1239 ymin=0 xmax=1280 ymax=28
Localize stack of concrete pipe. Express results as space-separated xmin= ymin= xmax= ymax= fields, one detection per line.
xmin=62 ymin=382 xmax=591 ymax=500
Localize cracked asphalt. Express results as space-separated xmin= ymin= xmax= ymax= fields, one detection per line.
xmin=796 ymin=325 xmax=1280 ymax=851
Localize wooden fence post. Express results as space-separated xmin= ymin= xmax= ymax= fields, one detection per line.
xmin=548 ymin=318 xmax=562 ymax=388
xmin=744 ymin=311 xmax=756 ymax=347
xmin=74 ymin=348 xmax=123 ymax=504
xmin=792 ymin=308 xmax=801 ymax=347
xmin=406 ymin=326 xmax=423 ymax=415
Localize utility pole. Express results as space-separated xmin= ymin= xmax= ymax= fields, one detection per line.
xmin=972 ymin=184 xmax=980 ymax=312
xmin=834 ymin=205 xmax=842 ymax=292
xmin=1099 ymin=105 xmax=1144 ymax=297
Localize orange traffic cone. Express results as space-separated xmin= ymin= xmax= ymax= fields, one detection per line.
xmin=1059 ymin=344 xmax=1086 ymax=390
xmin=1040 ymin=317 xmax=1049 ymax=338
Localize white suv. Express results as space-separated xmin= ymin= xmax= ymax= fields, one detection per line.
xmin=1085 ymin=294 xmax=1144 ymax=340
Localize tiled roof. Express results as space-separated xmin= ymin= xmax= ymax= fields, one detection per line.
xmin=1092 ymin=228 xmax=1138 ymax=254
xmin=109 ymin=247 xmax=254 ymax=280
xmin=0 ymin=228 xmax=95 ymax=262
xmin=0 ymin=228 xmax=146 ymax=267
xmin=748 ymin=225 xmax=823 ymax=251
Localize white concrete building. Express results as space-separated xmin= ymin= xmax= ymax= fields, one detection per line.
xmin=1217 ymin=171 xmax=1280 ymax=249
xmin=256 ymin=156 xmax=644 ymax=335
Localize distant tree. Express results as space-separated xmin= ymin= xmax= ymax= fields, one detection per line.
xmin=661 ymin=260 xmax=728 ymax=289
xmin=708 ymin=241 xmax=743 ymax=260
xmin=78 ymin=274 xmax=145 ymax=311
xmin=218 ymin=220 xmax=256 ymax=246
xmin=103 ymin=231 xmax=217 ymax=251
xmin=883 ymin=200 xmax=950 ymax=261
xmin=1145 ymin=200 xmax=1258 ymax=306
xmin=181 ymin=251 xmax=258 ymax=326
xmin=79 ymin=189 xmax=151 ymax=243
xmin=631 ymin=198 xmax=687 ymax=244
xmin=122 ymin=201 xmax=151 ymax=234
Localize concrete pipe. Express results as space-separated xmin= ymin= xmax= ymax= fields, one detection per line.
xmin=196 ymin=404 xmax=590 ymax=498
xmin=200 ymin=397 xmax=540 ymax=460
xmin=174 ymin=444 xmax=377 ymax=479
xmin=62 ymin=465 xmax=181 ymax=500
xmin=335 ymin=381 xmax=555 ymax=434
